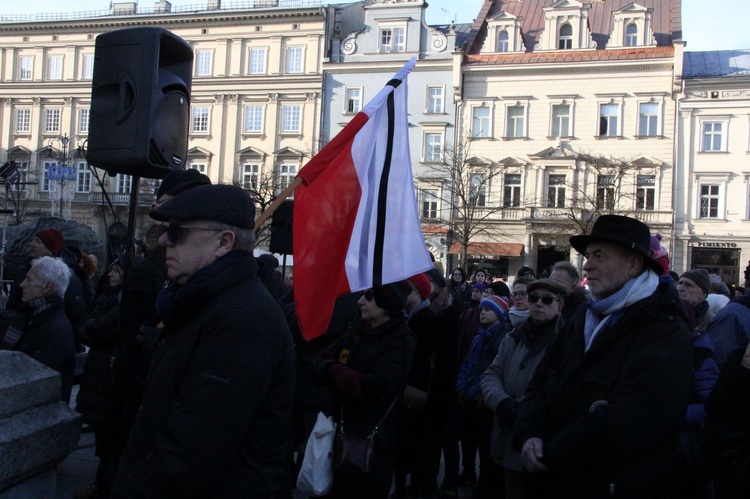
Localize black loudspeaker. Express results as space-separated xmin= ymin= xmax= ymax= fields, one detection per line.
xmin=269 ymin=200 xmax=294 ymax=255
xmin=87 ymin=27 xmax=193 ymax=179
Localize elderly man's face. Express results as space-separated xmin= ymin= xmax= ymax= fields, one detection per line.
xmin=583 ymin=241 xmax=644 ymax=300
xmin=677 ymin=276 xmax=706 ymax=307
xmin=28 ymin=237 xmax=51 ymax=259
xmin=550 ymin=269 xmax=577 ymax=293
xmin=21 ymin=265 xmax=51 ymax=303
xmin=158 ymin=219 xmax=224 ymax=285
xmin=528 ymin=289 xmax=563 ymax=324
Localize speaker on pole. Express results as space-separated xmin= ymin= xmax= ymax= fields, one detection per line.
xmin=87 ymin=27 xmax=193 ymax=179
xmin=269 ymin=200 xmax=294 ymax=255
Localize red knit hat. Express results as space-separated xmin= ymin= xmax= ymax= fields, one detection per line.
xmin=34 ymin=228 xmax=64 ymax=256
xmin=408 ymin=273 xmax=432 ymax=300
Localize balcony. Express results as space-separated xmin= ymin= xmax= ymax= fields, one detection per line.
xmin=91 ymin=192 xmax=156 ymax=206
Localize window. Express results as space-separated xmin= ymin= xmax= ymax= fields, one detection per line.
xmin=380 ymin=28 xmax=405 ymax=52
xmin=427 ymin=86 xmax=444 ymax=114
xmin=243 ymin=163 xmax=260 ymax=190
xmin=281 ymin=105 xmax=301 ymax=133
xmin=189 ymin=163 xmax=207 ymax=175
xmin=76 ymin=162 xmax=91 ymax=193
xmin=551 ymin=104 xmax=571 ymax=137
xmin=506 ymin=105 xmax=525 ymax=138
xmin=599 ymin=103 xmax=620 ymax=137
xmin=15 ymin=108 xmax=31 ymax=134
xmin=285 ymin=47 xmax=303 ymax=73
xmin=625 ymin=24 xmax=638 ymax=46
xmin=345 ymin=88 xmax=362 ymax=114
xmin=41 ymin=162 xmax=53 ymax=192
xmin=277 ymin=164 xmax=298 ymax=196
xmin=547 ymin=174 xmax=566 ymax=208
xmin=638 ymin=103 xmax=659 ymax=137
xmin=115 ymin=174 xmax=132 ymax=194
xmin=248 ymin=48 xmax=267 ymax=74
xmin=47 ymin=55 xmax=63 ymax=80
xmin=78 ymin=108 xmax=90 ymax=134
xmin=195 ymin=50 xmax=213 ymax=76
xmin=44 ymin=109 xmax=61 ymax=134
xmin=191 ymin=107 xmax=209 ymax=133
xmin=636 ymin=175 xmax=655 ymax=210
xmin=558 ymin=24 xmax=573 ymax=50
xmin=244 ymin=105 xmax=263 ymax=133
xmin=424 ymin=133 xmax=443 ymax=162
xmin=18 ymin=56 xmax=33 ymax=81
xmin=422 ymin=189 xmax=438 ymax=219
xmin=471 ymin=174 xmax=487 ymax=207
xmin=472 ymin=107 xmax=491 ymax=138
xmin=503 ymin=174 xmax=521 ymax=207
xmin=81 ymin=54 xmax=94 ymax=79
xmin=596 ymin=175 xmax=616 ymax=210
xmin=702 ymin=122 xmax=724 ymax=152
xmin=699 ymin=184 xmax=720 ymax=218
xmin=497 ymin=31 xmax=509 ymax=52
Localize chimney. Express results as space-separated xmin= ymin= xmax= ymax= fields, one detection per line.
xmin=154 ymin=1 xmax=172 ymax=13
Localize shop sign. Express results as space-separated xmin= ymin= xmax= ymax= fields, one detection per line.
xmin=692 ymin=242 xmax=738 ymax=248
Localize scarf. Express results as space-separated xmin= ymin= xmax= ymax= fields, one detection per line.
xmin=509 ymin=307 xmax=530 ymax=328
xmin=2 ymin=295 xmax=59 ymax=350
xmin=407 ymin=299 xmax=431 ymax=321
xmin=584 ymin=270 xmax=659 ymax=351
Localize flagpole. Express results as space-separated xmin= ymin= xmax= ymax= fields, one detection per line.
xmin=253 ymin=176 xmax=303 ymax=232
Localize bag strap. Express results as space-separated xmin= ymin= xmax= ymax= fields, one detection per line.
xmin=340 ymin=393 xmax=400 ymax=438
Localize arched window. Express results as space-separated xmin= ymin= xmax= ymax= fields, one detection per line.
xmin=497 ymin=30 xmax=510 ymax=52
xmin=625 ymin=23 xmax=638 ymax=46
xmin=558 ymin=23 xmax=572 ymax=49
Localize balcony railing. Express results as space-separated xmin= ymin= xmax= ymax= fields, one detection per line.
xmin=32 ymin=191 xmax=156 ymax=207
xmin=447 ymin=206 xmax=673 ymax=227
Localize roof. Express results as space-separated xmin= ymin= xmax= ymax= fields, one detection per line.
xmin=465 ymin=46 xmax=674 ymax=65
xmin=434 ymin=22 xmax=473 ymax=50
xmin=465 ymin=0 xmax=678 ymax=54
xmin=683 ymin=50 xmax=750 ymax=78
xmin=448 ymin=242 xmax=524 ymax=257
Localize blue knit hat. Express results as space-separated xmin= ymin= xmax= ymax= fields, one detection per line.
xmin=479 ymin=295 xmax=510 ymax=321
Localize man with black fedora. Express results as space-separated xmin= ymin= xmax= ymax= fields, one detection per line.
xmin=513 ymin=215 xmax=693 ymax=498
xmin=111 ymin=184 xmax=295 ymax=498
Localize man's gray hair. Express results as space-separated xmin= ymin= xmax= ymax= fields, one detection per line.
xmin=551 ymin=261 xmax=580 ymax=283
xmin=207 ymin=222 xmax=256 ymax=253
xmin=31 ymin=256 xmax=71 ymax=298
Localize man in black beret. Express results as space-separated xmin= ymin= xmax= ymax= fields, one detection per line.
xmin=111 ymin=185 xmax=295 ymax=498
xmin=513 ymin=215 xmax=693 ymax=498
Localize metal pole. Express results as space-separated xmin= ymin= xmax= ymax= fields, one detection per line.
xmin=126 ymin=175 xmax=141 ymax=260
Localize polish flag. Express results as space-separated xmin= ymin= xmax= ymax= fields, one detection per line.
xmin=293 ymin=58 xmax=433 ymax=341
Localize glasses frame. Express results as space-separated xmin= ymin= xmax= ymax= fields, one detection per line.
xmin=161 ymin=223 xmax=220 ymax=245
xmin=361 ymin=289 xmax=374 ymax=301
xmin=528 ymin=293 xmax=557 ymax=305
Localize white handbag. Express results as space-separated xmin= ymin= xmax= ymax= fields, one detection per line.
xmin=296 ymin=412 xmax=336 ymax=496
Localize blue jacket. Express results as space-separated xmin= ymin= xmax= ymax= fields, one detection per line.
xmin=456 ymin=321 xmax=502 ymax=403
xmin=707 ymin=296 xmax=750 ymax=366
xmin=685 ymin=332 xmax=720 ymax=427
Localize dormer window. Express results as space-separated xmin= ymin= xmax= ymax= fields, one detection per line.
xmin=625 ymin=24 xmax=638 ymax=46
xmin=558 ymin=24 xmax=573 ymax=49
xmin=380 ymin=27 xmax=405 ymax=53
xmin=498 ymin=31 xmax=510 ymax=52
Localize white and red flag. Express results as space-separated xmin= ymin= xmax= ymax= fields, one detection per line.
xmin=293 ymin=58 xmax=433 ymax=341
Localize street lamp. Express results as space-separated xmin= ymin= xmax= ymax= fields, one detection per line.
xmin=46 ymin=134 xmax=80 ymax=220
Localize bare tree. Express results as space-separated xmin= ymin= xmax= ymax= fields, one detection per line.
xmin=418 ymin=137 xmax=511 ymax=270
xmin=236 ymin=170 xmax=280 ymax=247
xmin=0 ymin=185 xmax=35 ymax=226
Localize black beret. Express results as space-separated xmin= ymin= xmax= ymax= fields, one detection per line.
xmin=156 ymin=169 xmax=211 ymax=200
xmin=150 ymin=184 xmax=256 ymax=229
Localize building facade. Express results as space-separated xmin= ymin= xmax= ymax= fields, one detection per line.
xmin=674 ymin=49 xmax=750 ymax=287
xmin=441 ymin=0 xmax=682 ymax=278
xmin=0 ymin=0 xmax=326 ymax=252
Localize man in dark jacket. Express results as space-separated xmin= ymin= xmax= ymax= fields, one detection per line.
xmin=110 ymin=185 xmax=295 ymax=498
xmin=513 ymin=215 xmax=693 ymax=498
xmin=2 ymin=256 xmax=75 ymax=402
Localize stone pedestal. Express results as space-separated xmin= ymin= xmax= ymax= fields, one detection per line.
xmin=0 ymin=351 xmax=81 ymax=495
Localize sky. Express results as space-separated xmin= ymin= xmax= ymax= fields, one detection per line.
xmin=1 ymin=0 xmax=748 ymax=52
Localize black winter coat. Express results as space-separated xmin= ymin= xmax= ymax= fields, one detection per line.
xmin=513 ymin=278 xmax=693 ymax=498
xmin=111 ymin=254 xmax=296 ymax=498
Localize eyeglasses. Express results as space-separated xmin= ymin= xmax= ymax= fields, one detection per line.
xmin=160 ymin=224 xmax=220 ymax=244
xmin=511 ymin=291 xmax=528 ymax=298
xmin=528 ymin=294 xmax=557 ymax=305
xmin=361 ymin=289 xmax=374 ymax=301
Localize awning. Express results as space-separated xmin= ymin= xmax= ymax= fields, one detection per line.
xmin=448 ymin=242 xmax=524 ymax=258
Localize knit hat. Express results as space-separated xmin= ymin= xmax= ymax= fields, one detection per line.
xmin=650 ymin=233 xmax=664 ymax=258
xmin=151 ymin=184 xmax=255 ymax=229
xmin=34 ymin=228 xmax=64 ymax=256
xmin=680 ymin=269 xmax=711 ymax=295
xmin=471 ymin=282 xmax=486 ymax=292
xmin=371 ymin=281 xmax=409 ymax=317
xmin=408 ymin=273 xmax=432 ymax=300
xmin=479 ymin=295 xmax=510 ymax=321
xmin=517 ymin=266 xmax=536 ymax=278
xmin=157 ymin=168 xmax=211 ymax=200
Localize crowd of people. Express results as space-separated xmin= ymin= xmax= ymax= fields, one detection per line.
xmin=1 ymin=175 xmax=750 ymax=499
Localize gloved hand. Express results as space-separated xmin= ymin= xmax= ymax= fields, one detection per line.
xmin=496 ymin=398 xmax=518 ymax=428
xmin=327 ymin=363 xmax=362 ymax=401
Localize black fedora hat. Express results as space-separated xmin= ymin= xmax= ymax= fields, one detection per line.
xmin=569 ymin=215 xmax=663 ymax=275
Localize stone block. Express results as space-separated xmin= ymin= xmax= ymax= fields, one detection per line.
xmin=0 ymin=352 xmax=60 ymax=417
